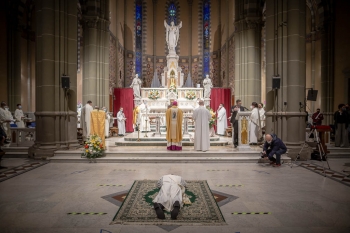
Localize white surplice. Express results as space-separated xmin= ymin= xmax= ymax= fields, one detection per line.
xmin=259 ymin=108 xmax=265 ymax=129
xmin=249 ymin=107 xmax=260 ymax=143
xmin=117 ymin=110 xmax=126 ymax=135
xmin=153 ymin=174 xmax=187 ymax=212
xmin=216 ymin=107 xmax=227 ymax=135
xmin=105 ymin=113 xmax=111 ymax=137
xmin=0 ymin=108 xmax=11 ymax=136
xmin=193 ymin=106 xmax=212 ymax=151
xmin=84 ymin=104 xmax=93 ymax=138
xmin=15 ymin=109 xmax=25 ymax=128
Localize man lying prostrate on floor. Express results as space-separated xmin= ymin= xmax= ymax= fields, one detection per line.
xmin=261 ymin=134 xmax=287 ymax=167
xmin=153 ymin=174 xmax=189 ymax=220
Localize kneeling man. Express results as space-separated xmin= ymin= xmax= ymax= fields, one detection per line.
xmin=153 ymin=174 xmax=187 ymax=220
xmin=261 ymin=134 xmax=287 ymax=167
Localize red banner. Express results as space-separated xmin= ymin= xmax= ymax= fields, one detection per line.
xmin=113 ymin=88 xmax=134 ymax=132
xmin=210 ymin=88 xmax=232 ymax=131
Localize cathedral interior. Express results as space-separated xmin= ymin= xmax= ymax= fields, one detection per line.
xmin=0 ymin=0 xmax=350 ymax=232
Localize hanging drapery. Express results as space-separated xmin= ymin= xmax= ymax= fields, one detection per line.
xmin=209 ymin=88 xmax=231 ymax=131
xmin=113 ymin=88 xmax=134 ymax=132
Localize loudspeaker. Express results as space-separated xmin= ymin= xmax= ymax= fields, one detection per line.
xmin=272 ymin=76 xmax=280 ymax=89
xmin=307 ymin=89 xmax=318 ymax=101
xmin=61 ymin=76 xmax=70 ymax=89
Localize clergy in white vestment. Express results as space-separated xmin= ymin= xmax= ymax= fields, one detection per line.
xmin=139 ymin=100 xmax=150 ymax=132
xmin=81 ymin=100 xmax=93 ymax=140
xmin=166 ymin=101 xmax=183 ymax=151
xmin=153 ymin=174 xmax=187 ymax=220
xmin=249 ymin=102 xmax=261 ymax=144
xmin=102 ymin=107 xmax=111 ymax=137
xmin=117 ymin=107 xmax=126 ymax=136
xmin=15 ymin=104 xmax=25 ymax=128
xmin=0 ymin=102 xmax=13 ymax=137
xmin=258 ymin=103 xmax=265 ymax=129
xmin=192 ymin=100 xmax=212 ymax=152
xmin=216 ymin=103 xmax=227 ymax=135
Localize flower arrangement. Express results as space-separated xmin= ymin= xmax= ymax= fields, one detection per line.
xmin=207 ymin=106 xmax=217 ymax=128
xmin=185 ymin=90 xmax=196 ymax=100
xmin=148 ymin=90 xmax=160 ymax=100
xmin=169 ymin=84 xmax=177 ymax=93
xmin=81 ymin=134 xmax=104 ymax=159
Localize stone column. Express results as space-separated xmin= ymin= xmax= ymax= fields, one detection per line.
xmin=153 ymin=0 xmax=157 ymax=78
xmin=30 ymin=0 xmax=79 ymax=157
xmin=7 ymin=21 xmax=21 ymax=110
xmin=82 ymin=0 xmax=110 ymax=108
xmin=265 ymin=0 xmax=306 ymax=157
xmin=234 ymin=0 xmax=262 ymax=105
xmin=225 ymin=0 xmax=229 ymax=88
xmin=188 ymin=0 xmax=193 ymax=85
xmin=320 ymin=18 xmax=334 ymax=125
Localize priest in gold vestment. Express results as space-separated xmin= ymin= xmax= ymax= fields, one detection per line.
xmin=166 ymin=101 xmax=183 ymax=151
xmin=90 ymin=107 xmax=106 ymax=147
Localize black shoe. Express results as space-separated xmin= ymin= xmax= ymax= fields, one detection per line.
xmin=171 ymin=201 xmax=180 ymax=220
xmin=153 ymin=203 xmax=165 ymax=219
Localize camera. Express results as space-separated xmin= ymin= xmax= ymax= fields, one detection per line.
xmin=260 ymin=151 xmax=266 ymax=158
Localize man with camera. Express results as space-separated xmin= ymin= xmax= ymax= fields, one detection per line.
xmin=261 ymin=134 xmax=287 ymax=167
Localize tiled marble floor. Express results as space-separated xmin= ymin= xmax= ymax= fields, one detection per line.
xmin=1 ymin=159 xmax=350 ymax=233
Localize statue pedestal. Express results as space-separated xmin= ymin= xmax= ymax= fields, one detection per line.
xmin=204 ymin=98 xmax=211 ymax=107
xmin=236 ymin=112 xmax=252 ymax=151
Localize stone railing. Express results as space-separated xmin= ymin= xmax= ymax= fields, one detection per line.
xmin=10 ymin=128 xmax=36 ymax=147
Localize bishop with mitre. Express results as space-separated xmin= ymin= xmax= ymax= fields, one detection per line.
xmin=166 ymin=101 xmax=183 ymax=151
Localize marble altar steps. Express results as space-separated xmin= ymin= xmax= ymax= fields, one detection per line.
xmin=119 ymin=134 xmax=228 ymax=146
xmin=50 ymin=147 xmax=292 ymax=163
xmin=148 ymin=125 xmax=195 ymax=132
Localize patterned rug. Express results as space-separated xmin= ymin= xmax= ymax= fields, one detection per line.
xmin=110 ymin=180 xmax=226 ymax=226
xmin=0 ymin=161 xmax=49 ymax=182
xmin=298 ymin=162 xmax=350 ymax=187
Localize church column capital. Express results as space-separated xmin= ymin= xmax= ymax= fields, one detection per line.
xmin=82 ymin=16 xmax=99 ymax=29
xmin=234 ymin=19 xmax=262 ymax=33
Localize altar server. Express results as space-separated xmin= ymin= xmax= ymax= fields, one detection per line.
xmin=153 ymin=174 xmax=188 ymax=220
xmin=81 ymin=100 xmax=93 ymax=140
xmin=102 ymin=107 xmax=111 ymax=137
xmin=117 ymin=107 xmax=126 ymax=136
xmin=249 ymin=102 xmax=261 ymax=144
xmin=258 ymin=103 xmax=265 ymax=129
xmin=216 ymin=103 xmax=227 ymax=135
xmin=166 ymin=101 xmax=183 ymax=151
xmin=0 ymin=102 xmax=13 ymax=137
xmin=15 ymin=104 xmax=25 ymax=128
xmin=193 ymin=100 xmax=212 ymax=152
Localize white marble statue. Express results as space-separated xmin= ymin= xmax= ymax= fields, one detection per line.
xmin=164 ymin=20 xmax=182 ymax=53
xmin=130 ymin=74 xmax=142 ymax=99
xmin=203 ymin=75 xmax=213 ymax=98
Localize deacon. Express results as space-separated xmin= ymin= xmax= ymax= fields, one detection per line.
xmin=193 ymin=100 xmax=212 ymax=152
xmin=90 ymin=106 xmax=106 ymax=147
xmin=153 ymin=174 xmax=188 ymax=220
xmin=312 ymin=108 xmax=324 ymax=125
xmin=117 ymin=107 xmax=126 ymax=136
xmin=132 ymin=105 xmax=140 ymax=131
xmin=81 ymin=100 xmax=93 ymax=141
xmin=229 ymin=99 xmax=245 ymax=148
xmin=166 ymin=101 xmax=183 ymax=151
xmin=216 ymin=103 xmax=227 ymax=135
xmin=15 ymin=104 xmax=25 ymax=128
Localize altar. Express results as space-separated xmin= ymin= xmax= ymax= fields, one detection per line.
xmin=129 ymin=20 xmax=212 ymax=133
